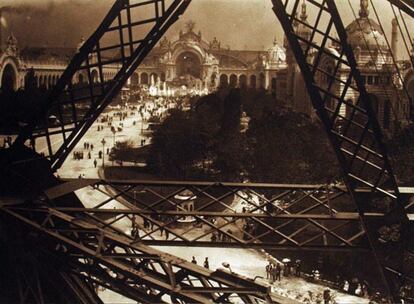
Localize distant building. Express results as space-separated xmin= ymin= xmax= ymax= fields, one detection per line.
xmin=129 ymin=20 xmax=287 ymax=97
xmin=0 ymin=34 xmax=120 ymax=92
xmin=0 ymin=20 xmax=287 ymax=99
xmin=1 ymin=3 xmax=412 ymax=131
xmin=284 ymin=0 xmax=414 ymax=132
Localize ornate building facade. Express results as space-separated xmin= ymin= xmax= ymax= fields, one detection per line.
xmin=129 ymin=21 xmax=287 ymax=96
xmin=1 ymin=7 xmax=412 ymax=131
xmin=285 ymin=0 xmax=414 ymax=132
xmin=0 ymin=34 xmax=120 ymax=92
xmin=0 ymin=21 xmax=287 ymax=99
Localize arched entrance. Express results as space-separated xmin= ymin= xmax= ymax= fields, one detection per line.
xmin=220 ymin=74 xmax=228 ymax=87
xmin=250 ymin=75 xmax=257 ymax=89
xmin=210 ymin=73 xmax=217 ymax=87
xmin=141 ymin=73 xmax=149 ymax=85
xmin=91 ymin=70 xmax=99 ymax=83
xmin=239 ymin=74 xmax=247 ymax=89
xmin=229 ymin=74 xmax=237 ymax=88
xmin=1 ymin=64 xmax=17 ymax=91
xmin=130 ymin=73 xmax=139 ymax=87
xmin=176 ymin=51 xmax=201 ymax=78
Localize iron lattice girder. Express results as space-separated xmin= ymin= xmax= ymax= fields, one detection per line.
xmin=1 ymin=206 xmax=274 ymax=304
xmin=14 ymin=0 xmax=192 ymax=171
xmin=271 ymin=0 xmax=413 ymax=301
xmin=387 ymin=0 xmax=414 ymax=18
xmin=42 ymin=179 xmax=379 ymax=250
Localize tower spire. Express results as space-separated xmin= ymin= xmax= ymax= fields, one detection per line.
xmin=359 ymin=0 xmax=369 ymax=18
xmin=300 ymin=0 xmax=308 ymax=21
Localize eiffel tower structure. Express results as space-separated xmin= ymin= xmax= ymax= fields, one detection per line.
xmin=0 ymin=0 xmax=413 ymax=303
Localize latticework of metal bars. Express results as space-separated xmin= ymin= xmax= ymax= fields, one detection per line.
xmin=3 ymin=0 xmax=414 ymax=302
xmin=14 ymin=0 xmax=191 ymax=171
xmin=271 ymin=0 xmax=413 ymax=301
xmin=1 ymin=205 xmax=274 ymax=304
xmin=42 ymin=179 xmax=371 ymax=251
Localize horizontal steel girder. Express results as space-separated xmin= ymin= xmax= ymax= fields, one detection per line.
xmin=0 ymin=206 xmax=275 ymax=304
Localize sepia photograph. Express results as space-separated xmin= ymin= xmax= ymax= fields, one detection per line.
xmin=0 ymin=0 xmax=413 ymax=303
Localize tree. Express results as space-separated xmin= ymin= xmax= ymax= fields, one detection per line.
xmin=147 ymin=109 xmax=212 ymax=178
xmin=245 ymin=109 xmax=340 ymax=184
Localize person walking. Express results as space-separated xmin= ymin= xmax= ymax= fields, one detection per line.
xmin=276 ymin=263 xmax=282 ymax=281
xmin=93 ymin=159 xmax=97 ymax=168
xmin=265 ymin=262 xmax=272 ymax=280
xmin=203 ymin=257 xmax=209 ymax=269
xmin=191 ymin=256 xmax=197 ymax=264
xmin=323 ymin=289 xmax=331 ymax=304
xmin=295 ymin=259 xmax=301 ymax=277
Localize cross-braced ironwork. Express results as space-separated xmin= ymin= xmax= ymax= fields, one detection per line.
xmin=43 ymin=179 xmax=370 ymax=251
xmin=1 ymin=204 xmax=274 ymax=304
xmin=14 ymin=0 xmax=191 ymax=171
xmin=271 ymin=0 xmax=414 ymax=301
xmin=1 ymin=0 xmax=414 ymax=302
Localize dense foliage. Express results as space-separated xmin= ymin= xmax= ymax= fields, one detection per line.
xmin=146 ymin=89 xmax=341 ymax=183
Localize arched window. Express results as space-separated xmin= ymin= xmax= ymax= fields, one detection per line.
xmin=91 ymin=70 xmax=99 ymax=83
xmin=220 ymin=74 xmax=228 ymax=87
xmin=239 ymin=74 xmax=247 ymax=89
xmin=1 ymin=64 xmax=17 ymax=91
xmin=78 ymin=73 xmax=85 ymax=84
xmin=39 ymin=75 xmax=45 ymax=89
xmin=250 ymin=75 xmax=257 ymax=89
xmin=229 ymin=74 xmax=237 ymax=88
xmin=160 ymin=72 xmax=166 ymax=82
xmin=211 ymin=73 xmax=217 ymax=87
xmin=48 ymin=75 xmax=53 ymax=89
xmin=130 ymin=73 xmax=139 ymax=86
xmin=141 ymin=73 xmax=149 ymax=85
xmin=150 ymin=73 xmax=158 ymax=84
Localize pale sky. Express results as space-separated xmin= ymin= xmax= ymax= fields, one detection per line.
xmin=0 ymin=0 xmax=412 ymax=56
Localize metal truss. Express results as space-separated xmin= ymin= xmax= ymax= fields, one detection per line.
xmin=271 ymin=0 xmax=414 ymax=301
xmin=44 ymin=179 xmax=374 ymax=251
xmin=1 ymin=204 xmax=274 ymax=304
xmin=3 ymin=0 xmax=414 ymax=302
xmin=14 ymin=0 xmax=191 ymax=171
xmin=388 ymin=0 xmax=414 ymax=18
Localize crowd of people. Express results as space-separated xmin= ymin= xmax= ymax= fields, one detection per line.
xmin=265 ymin=259 xmax=301 ymax=283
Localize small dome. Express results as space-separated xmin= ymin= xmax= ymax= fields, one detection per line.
xmin=267 ymin=39 xmax=286 ymax=63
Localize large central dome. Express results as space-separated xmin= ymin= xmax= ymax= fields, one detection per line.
xmin=345 ymin=0 xmax=388 ymax=51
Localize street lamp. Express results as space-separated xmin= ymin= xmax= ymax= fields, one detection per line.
xmin=101 ymin=138 xmax=106 ymax=167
